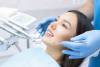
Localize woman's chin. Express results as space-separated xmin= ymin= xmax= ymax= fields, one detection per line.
xmin=42 ymin=37 xmax=58 ymax=46
xmin=42 ymin=36 xmax=64 ymax=64
xmin=43 ymin=38 xmax=54 ymax=45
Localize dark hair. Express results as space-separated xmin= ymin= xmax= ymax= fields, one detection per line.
xmin=61 ymin=10 xmax=93 ymax=67
xmin=69 ymin=10 xmax=93 ymax=35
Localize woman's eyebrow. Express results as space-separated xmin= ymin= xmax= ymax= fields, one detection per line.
xmin=63 ymin=19 xmax=71 ymax=27
xmin=57 ymin=16 xmax=71 ymax=27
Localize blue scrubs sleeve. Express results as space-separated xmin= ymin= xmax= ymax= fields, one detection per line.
xmin=94 ymin=0 xmax=100 ymax=29
xmin=89 ymin=0 xmax=100 ymax=67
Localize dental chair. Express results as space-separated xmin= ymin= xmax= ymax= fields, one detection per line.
xmin=0 ymin=48 xmax=60 ymax=67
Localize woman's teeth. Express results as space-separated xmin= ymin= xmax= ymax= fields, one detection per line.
xmin=46 ymin=31 xmax=54 ymax=37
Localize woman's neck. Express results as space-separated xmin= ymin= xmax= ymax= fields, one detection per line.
xmin=46 ymin=43 xmax=64 ymax=64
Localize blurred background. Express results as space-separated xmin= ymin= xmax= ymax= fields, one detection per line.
xmin=0 ymin=0 xmax=86 ymax=18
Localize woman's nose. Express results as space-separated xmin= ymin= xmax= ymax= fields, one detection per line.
xmin=49 ymin=22 xmax=57 ymax=30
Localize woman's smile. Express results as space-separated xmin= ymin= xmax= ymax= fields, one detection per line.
xmin=45 ymin=29 xmax=54 ymax=38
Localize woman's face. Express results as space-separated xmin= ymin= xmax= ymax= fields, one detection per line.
xmin=43 ymin=12 xmax=77 ymax=45
xmin=42 ymin=12 xmax=78 ymax=63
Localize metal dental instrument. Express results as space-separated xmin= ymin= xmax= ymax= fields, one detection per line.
xmin=0 ymin=24 xmax=25 ymax=38
xmin=7 ymin=18 xmax=29 ymax=30
xmin=5 ymin=18 xmax=29 ymax=31
xmin=0 ymin=18 xmax=31 ymax=38
xmin=4 ymin=23 xmax=32 ymax=39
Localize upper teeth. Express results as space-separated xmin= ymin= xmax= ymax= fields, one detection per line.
xmin=48 ymin=31 xmax=53 ymax=37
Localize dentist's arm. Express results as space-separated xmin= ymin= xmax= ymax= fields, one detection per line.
xmin=78 ymin=0 xmax=93 ymax=20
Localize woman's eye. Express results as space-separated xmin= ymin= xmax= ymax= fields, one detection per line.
xmin=55 ymin=18 xmax=58 ymax=21
xmin=62 ymin=24 xmax=68 ymax=29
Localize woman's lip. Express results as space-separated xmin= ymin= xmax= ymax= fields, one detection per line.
xmin=45 ymin=30 xmax=54 ymax=37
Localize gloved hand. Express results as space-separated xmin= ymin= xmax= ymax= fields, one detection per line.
xmin=61 ymin=30 xmax=100 ymax=59
xmin=36 ymin=16 xmax=56 ymax=36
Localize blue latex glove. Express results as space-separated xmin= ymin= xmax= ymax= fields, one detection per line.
xmin=36 ymin=16 xmax=56 ymax=36
xmin=61 ymin=30 xmax=100 ymax=59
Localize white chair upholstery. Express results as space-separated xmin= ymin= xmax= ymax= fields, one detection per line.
xmin=0 ymin=48 xmax=60 ymax=67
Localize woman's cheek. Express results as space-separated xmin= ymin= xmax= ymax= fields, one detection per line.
xmin=55 ymin=29 xmax=70 ymax=37
xmin=54 ymin=27 xmax=70 ymax=36
xmin=54 ymin=29 xmax=71 ymax=41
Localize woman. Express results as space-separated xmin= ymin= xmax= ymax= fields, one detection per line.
xmin=42 ymin=10 xmax=93 ymax=67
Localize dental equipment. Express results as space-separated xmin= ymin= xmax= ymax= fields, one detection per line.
xmin=0 ymin=24 xmax=25 ymax=38
xmin=0 ymin=16 xmax=42 ymax=45
xmin=0 ymin=17 xmax=32 ymax=38
xmin=0 ymin=11 xmax=41 ymax=52
xmin=7 ymin=12 xmax=36 ymax=30
xmin=0 ymin=35 xmax=20 ymax=51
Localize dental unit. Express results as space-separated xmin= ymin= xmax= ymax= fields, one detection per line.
xmin=0 ymin=11 xmax=45 ymax=52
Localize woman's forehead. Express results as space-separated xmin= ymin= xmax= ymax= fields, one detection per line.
xmin=60 ymin=12 xmax=77 ymax=19
xmin=59 ymin=12 xmax=77 ymax=25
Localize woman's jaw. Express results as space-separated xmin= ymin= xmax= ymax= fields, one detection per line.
xmin=42 ymin=38 xmax=64 ymax=64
